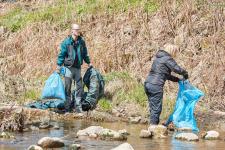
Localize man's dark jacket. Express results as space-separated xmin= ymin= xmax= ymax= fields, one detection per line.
xmin=57 ymin=35 xmax=90 ymax=68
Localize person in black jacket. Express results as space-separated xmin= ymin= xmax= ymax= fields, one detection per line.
xmin=144 ymin=44 xmax=188 ymax=125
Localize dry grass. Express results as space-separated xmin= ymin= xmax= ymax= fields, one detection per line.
xmin=0 ymin=0 xmax=224 ymax=111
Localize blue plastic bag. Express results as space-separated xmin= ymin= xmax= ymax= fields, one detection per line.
xmin=27 ymin=99 xmax=65 ymax=109
xmin=166 ymin=80 xmax=204 ymax=131
xmin=41 ymin=72 xmax=66 ymax=101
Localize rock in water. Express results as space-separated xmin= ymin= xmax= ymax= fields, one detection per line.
xmin=148 ymin=125 xmax=168 ymax=138
xmin=111 ymin=143 xmax=134 ymax=150
xmin=77 ymin=126 xmax=128 ymax=141
xmin=27 ymin=145 xmax=43 ymax=150
xmin=37 ymin=137 xmax=64 ymax=148
xmin=99 ymin=128 xmax=127 ymax=141
xmin=203 ymin=130 xmax=219 ymax=140
xmin=129 ymin=116 xmax=142 ymax=124
xmin=68 ymin=144 xmax=82 ymax=150
xmin=77 ymin=126 xmax=104 ymax=137
xmin=140 ymin=129 xmax=152 ymax=138
xmin=175 ymin=133 xmax=199 ymax=141
xmin=118 ymin=129 xmax=130 ymax=135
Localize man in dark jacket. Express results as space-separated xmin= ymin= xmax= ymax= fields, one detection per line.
xmin=56 ymin=24 xmax=91 ymax=113
xmin=145 ymin=44 xmax=188 ymax=125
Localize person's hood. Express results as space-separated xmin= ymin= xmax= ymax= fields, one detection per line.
xmin=156 ymin=50 xmax=171 ymax=58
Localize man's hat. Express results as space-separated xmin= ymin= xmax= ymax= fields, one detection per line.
xmin=72 ymin=24 xmax=80 ymax=30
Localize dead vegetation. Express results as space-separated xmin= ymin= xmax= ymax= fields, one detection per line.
xmin=0 ymin=0 xmax=224 ymax=110
xmin=0 ymin=108 xmax=24 ymax=132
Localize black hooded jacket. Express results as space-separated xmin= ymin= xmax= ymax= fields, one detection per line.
xmin=145 ymin=50 xmax=188 ymax=86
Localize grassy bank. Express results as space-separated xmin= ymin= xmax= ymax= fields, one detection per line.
xmin=98 ymin=71 xmax=176 ymax=121
xmin=0 ymin=0 xmax=159 ymax=32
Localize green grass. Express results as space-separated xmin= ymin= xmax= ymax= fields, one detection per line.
xmin=0 ymin=1 xmax=76 ymax=32
xmin=144 ymin=1 xmax=159 ymax=13
xmin=103 ymin=71 xmax=147 ymax=107
xmin=103 ymin=71 xmax=176 ymax=120
xmin=24 ymin=89 xmax=41 ymax=100
xmin=0 ymin=0 xmax=159 ymax=32
xmin=103 ymin=71 xmax=132 ymax=83
xmin=17 ymin=89 xmax=41 ymax=104
xmin=98 ymin=98 xmax=112 ymax=112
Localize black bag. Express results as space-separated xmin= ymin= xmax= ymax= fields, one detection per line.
xmin=81 ymin=67 xmax=105 ymax=111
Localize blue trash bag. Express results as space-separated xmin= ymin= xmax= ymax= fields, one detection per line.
xmin=166 ymin=80 xmax=204 ymax=132
xmin=27 ymin=99 xmax=65 ymax=110
xmin=41 ymin=72 xmax=66 ymax=101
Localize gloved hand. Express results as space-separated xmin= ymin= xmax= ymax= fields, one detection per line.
xmin=56 ymin=66 xmax=61 ymax=74
xmin=88 ymin=63 xmax=93 ymax=68
xmin=183 ymin=73 xmax=188 ymax=80
xmin=182 ymin=70 xmax=189 ymax=80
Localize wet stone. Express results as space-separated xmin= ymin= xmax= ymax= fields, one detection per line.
xmin=100 ymin=128 xmax=127 ymax=141
xmin=30 ymin=125 xmax=39 ymax=131
xmin=27 ymin=145 xmax=43 ymax=150
xmin=129 ymin=116 xmax=142 ymax=124
xmin=69 ymin=144 xmax=82 ymax=150
xmin=111 ymin=143 xmax=134 ymax=150
xmin=37 ymin=137 xmax=65 ymax=148
xmin=77 ymin=126 xmax=104 ymax=137
xmin=203 ymin=130 xmax=220 ymax=140
xmin=0 ymin=132 xmax=14 ymax=139
xmin=53 ymin=123 xmax=60 ymax=130
xmin=89 ymin=133 xmax=98 ymax=138
xmin=23 ymin=127 xmax=30 ymax=132
xmin=39 ymin=122 xmax=51 ymax=129
xmin=140 ymin=130 xmax=152 ymax=138
xmin=77 ymin=126 xmax=128 ymax=141
xmin=148 ymin=125 xmax=168 ymax=139
xmin=175 ymin=133 xmax=199 ymax=141
xmin=118 ymin=129 xmax=130 ymax=135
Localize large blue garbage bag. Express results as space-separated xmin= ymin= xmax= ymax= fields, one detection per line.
xmin=166 ymin=80 xmax=204 ymax=131
xmin=41 ymin=72 xmax=66 ymax=100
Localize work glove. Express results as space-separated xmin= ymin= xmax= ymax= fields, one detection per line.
xmin=88 ymin=63 xmax=93 ymax=68
xmin=183 ymin=71 xmax=188 ymax=80
xmin=56 ymin=66 xmax=61 ymax=74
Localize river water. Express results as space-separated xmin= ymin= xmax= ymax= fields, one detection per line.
xmin=0 ymin=119 xmax=225 ymax=150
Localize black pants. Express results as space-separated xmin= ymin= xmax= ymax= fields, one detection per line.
xmin=144 ymin=82 xmax=163 ymax=125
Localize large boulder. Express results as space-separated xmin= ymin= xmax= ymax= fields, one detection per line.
xmin=148 ymin=125 xmax=168 ymax=138
xmin=27 ymin=145 xmax=43 ymax=150
xmin=111 ymin=143 xmax=134 ymax=150
xmin=140 ymin=129 xmax=152 ymax=138
xmin=37 ymin=137 xmax=64 ymax=148
xmin=203 ymin=130 xmax=220 ymax=140
xmin=175 ymin=133 xmax=199 ymax=141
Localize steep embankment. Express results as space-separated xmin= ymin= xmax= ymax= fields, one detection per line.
xmin=0 ymin=0 xmax=224 ymax=115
